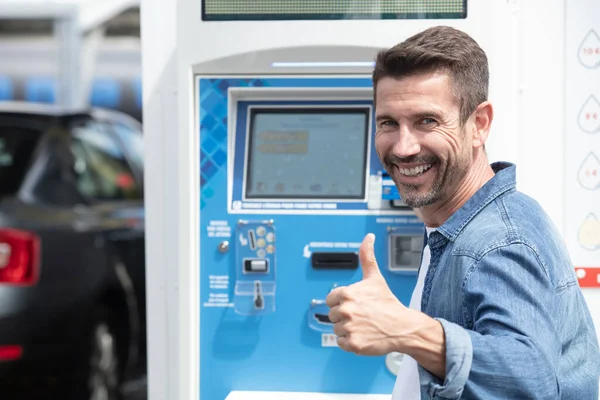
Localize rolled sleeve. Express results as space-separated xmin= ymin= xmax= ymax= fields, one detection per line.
xmin=418 ymin=318 xmax=473 ymax=399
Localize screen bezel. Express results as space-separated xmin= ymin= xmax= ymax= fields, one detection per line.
xmin=242 ymin=106 xmax=371 ymax=201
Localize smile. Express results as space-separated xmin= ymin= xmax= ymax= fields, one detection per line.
xmin=398 ymin=164 xmax=433 ymax=177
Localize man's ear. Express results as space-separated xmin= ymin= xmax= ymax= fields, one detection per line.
xmin=472 ymin=101 xmax=493 ymax=148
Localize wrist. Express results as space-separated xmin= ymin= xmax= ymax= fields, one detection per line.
xmin=399 ymin=310 xmax=447 ymax=378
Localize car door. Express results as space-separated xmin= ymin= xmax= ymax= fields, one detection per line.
xmin=102 ymin=115 xmax=147 ymax=370
xmin=66 ymin=115 xmax=147 ymax=368
xmin=0 ymin=115 xmax=115 ymax=378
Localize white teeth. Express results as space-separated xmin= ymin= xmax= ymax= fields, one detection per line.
xmin=399 ymin=164 xmax=432 ymax=177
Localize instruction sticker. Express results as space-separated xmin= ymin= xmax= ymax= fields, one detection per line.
xmin=321 ymin=334 xmax=339 ymax=347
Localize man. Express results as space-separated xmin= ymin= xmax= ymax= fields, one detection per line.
xmin=326 ymin=26 xmax=600 ymax=399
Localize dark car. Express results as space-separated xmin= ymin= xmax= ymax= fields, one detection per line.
xmin=0 ymin=101 xmax=146 ymax=399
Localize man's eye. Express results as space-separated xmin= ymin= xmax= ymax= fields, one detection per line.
xmin=421 ymin=118 xmax=436 ymax=125
xmin=379 ymin=120 xmax=397 ymax=128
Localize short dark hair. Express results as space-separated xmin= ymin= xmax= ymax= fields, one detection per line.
xmin=372 ymin=26 xmax=489 ymax=125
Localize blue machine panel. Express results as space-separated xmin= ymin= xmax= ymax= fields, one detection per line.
xmin=25 ymin=76 xmax=56 ymax=103
xmin=0 ymin=75 xmax=14 ymax=101
xmin=90 ymin=77 xmax=121 ymax=108
xmin=198 ymin=76 xmax=424 ymax=399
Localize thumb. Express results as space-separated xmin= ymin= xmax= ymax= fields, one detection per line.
xmin=359 ymin=233 xmax=381 ymax=279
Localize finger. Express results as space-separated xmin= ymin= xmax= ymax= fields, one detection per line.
xmin=359 ymin=233 xmax=381 ymax=279
xmin=336 ymin=335 xmax=350 ymax=352
xmin=333 ymin=322 xmax=348 ymax=338
xmin=328 ymin=305 xmax=342 ymax=323
xmin=325 ymin=287 xmax=345 ymax=308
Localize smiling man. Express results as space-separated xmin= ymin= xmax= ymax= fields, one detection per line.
xmin=326 ymin=26 xmax=600 ymax=399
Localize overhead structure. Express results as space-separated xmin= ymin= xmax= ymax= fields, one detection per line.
xmin=0 ymin=0 xmax=140 ymax=108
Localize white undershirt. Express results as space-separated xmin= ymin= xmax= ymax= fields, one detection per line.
xmin=391 ymin=227 xmax=436 ymax=400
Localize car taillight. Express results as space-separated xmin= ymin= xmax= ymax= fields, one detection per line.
xmin=0 ymin=345 xmax=23 ymax=361
xmin=0 ymin=228 xmax=40 ymax=285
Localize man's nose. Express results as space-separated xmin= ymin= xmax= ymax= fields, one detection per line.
xmin=392 ymin=127 xmax=420 ymax=158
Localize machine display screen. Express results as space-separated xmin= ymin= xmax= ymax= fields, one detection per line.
xmin=203 ymin=0 xmax=467 ymax=20
xmin=244 ymin=107 xmax=369 ymax=200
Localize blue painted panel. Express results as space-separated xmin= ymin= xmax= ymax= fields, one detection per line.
xmin=90 ymin=77 xmax=121 ymax=108
xmin=0 ymin=75 xmax=14 ymax=100
xmin=24 ymin=76 xmax=56 ymax=103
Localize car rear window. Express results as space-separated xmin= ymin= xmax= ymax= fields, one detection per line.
xmin=0 ymin=122 xmax=43 ymax=197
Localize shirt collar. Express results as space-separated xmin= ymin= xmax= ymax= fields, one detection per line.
xmin=436 ymin=161 xmax=517 ymax=242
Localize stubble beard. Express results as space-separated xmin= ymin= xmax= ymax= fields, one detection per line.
xmin=390 ymin=151 xmax=471 ymax=209
xmin=398 ymin=172 xmax=445 ymax=208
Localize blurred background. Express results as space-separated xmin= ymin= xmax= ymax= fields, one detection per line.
xmin=0 ymin=1 xmax=147 ymax=399
xmin=0 ymin=2 xmax=142 ymax=120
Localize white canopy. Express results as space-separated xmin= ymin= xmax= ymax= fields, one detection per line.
xmin=0 ymin=0 xmax=140 ymax=107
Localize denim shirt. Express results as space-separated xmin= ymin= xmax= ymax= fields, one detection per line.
xmin=417 ymin=162 xmax=600 ymax=399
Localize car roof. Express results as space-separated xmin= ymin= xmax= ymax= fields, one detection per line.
xmin=0 ymin=101 xmax=142 ymax=129
xmin=0 ymin=101 xmax=87 ymax=117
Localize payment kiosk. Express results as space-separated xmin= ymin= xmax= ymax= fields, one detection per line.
xmin=197 ymin=66 xmax=428 ymax=399
xmin=141 ymin=1 xmax=530 ymax=399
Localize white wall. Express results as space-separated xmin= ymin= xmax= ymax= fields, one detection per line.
xmin=140 ymin=0 xmax=185 ymax=399
xmin=516 ymin=0 xmax=600 ymax=340
xmin=562 ymin=0 xmax=600 ymax=339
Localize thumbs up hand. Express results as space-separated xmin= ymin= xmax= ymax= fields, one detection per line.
xmin=358 ymin=233 xmax=383 ymax=280
xmin=325 ymin=233 xmax=413 ymax=356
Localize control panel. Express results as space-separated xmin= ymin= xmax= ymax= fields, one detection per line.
xmin=198 ymin=76 xmax=425 ymax=399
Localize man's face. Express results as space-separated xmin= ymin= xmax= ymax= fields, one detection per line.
xmin=374 ymin=72 xmax=474 ymax=208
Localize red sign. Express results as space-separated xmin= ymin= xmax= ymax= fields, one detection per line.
xmin=576 ymin=267 xmax=600 ymax=288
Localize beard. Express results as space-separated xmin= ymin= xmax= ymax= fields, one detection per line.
xmin=383 ymin=149 xmax=471 ymax=209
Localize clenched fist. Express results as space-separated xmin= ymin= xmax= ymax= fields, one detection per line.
xmin=325 ymin=233 xmax=415 ymax=356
